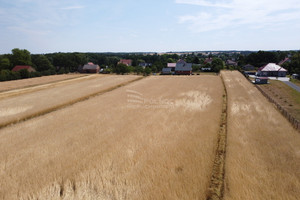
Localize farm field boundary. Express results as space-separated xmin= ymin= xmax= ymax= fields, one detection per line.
xmin=242 ymin=72 xmax=300 ymax=131
xmin=0 ymin=74 xmax=97 ymax=100
xmin=0 ymin=76 xmax=144 ymax=130
xmin=207 ymin=73 xmax=228 ymax=200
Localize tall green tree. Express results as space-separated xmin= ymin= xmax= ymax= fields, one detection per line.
xmin=0 ymin=58 xmax=11 ymax=70
xmin=11 ymin=48 xmax=32 ymax=66
xmin=32 ymin=55 xmax=54 ymax=72
xmin=211 ymin=58 xmax=224 ymax=73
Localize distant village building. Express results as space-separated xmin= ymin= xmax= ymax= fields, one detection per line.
xmin=175 ymin=59 xmax=192 ymax=75
xmin=257 ymin=63 xmax=287 ymax=77
xmin=204 ymin=58 xmax=213 ymax=64
xmin=242 ymin=64 xmax=255 ymax=71
xmin=226 ymin=60 xmax=238 ymax=67
xmin=167 ymin=63 xmax=176 ymax=71
xmin=81 ymin=62 xmax=100 ymax=73
xmin=12 ymin=65 xmax=36 ymax=72
xmin=139 ymin=62 xmax=152 ymax=68
xmin=161 ymin=68 xmax=172 ymax=75
xmin=118 ymin=59 xmax=132 ymax=66
xmin=165 ymin=59 xmax=192 ymax=75
xmin=278 ymin=57 xmax=291 ymax=66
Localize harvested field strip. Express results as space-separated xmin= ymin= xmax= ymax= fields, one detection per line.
xmin=0 ymin=74 xmax=85 ymax=92
xmin=222 ymin=71 xmax=300 ymax=200
xmin=0 ymin=76 xmax=223 ymax=199
xmin=0 ymin=74 xmax=97 ymax=100
xmin=207 ymin=73 xmax=227 ymax=200
xmin=0 ymin=76 xmax=143 ymax=129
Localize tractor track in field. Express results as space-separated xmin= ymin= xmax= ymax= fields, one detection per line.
xmin=0 ymin=74 xmax=98 ymax=100
xmin=0 ymin=76 xmax=144 ymax=130
xmin=206 ymin=73 xmax=228 ymax=200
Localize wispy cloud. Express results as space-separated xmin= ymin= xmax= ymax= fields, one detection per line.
xmin=176 ymin=0 xmax=300 ymax=32
xmin=175 ymin=0 xmax=232 ymax=8
xmin=60 ymin=5 xmax=85 ymax=10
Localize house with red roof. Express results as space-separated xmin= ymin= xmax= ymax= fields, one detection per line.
xmin=204 ymin=58 xmax=213 ymax=64
xmin=118 ymin=59 xmax=132 ymax=66
xmin=226 ymin=59 xmax=238 ymax=67
xmin=81 ymin=62 xmax=100 ymax=73
xmin=12 ymin=65 xmax=36 ymax=72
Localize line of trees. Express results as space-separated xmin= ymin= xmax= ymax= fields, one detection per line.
xmin=1 ymin=49 xmax=300 ymax=81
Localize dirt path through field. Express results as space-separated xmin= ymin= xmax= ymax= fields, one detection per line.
xmin=0 ymin=75 xmax=223 ymax=200
xmin=222 ymin=71 xmax=300 ymax=200
xmin=0 ymin=75 xmax=141 ymax=129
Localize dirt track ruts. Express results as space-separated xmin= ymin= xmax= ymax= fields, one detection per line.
xmin=206 ymin=73 xmax=228 ymax=200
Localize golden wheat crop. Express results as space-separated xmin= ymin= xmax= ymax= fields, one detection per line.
xmin=0 ymin=74 xmax=85 ymax=92
xmin=0 ymin=75 xmax=140 ymax=128
xmin=0 ymin=75 xmax=223 ymax=199
xmin=222 ymin=71 xmax=300 ymax=200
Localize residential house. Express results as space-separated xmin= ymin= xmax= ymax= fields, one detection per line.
xmin=204 ymin=58 xmax=213 ymax=64
xmin=257 ymin=63 xmax=287 ymax=77
xmin=139 ymin=62 xmax=152 ymax=68
xmin=242 ymin=64 xmax=255 ymax=71
xmin=226 ymin=60 xmax=238 ymax=67
xmin=167 ymin=63 xmax=176 ymax=71
xmin=175 ymin=59 xmax=192 ymax=75
xmin=82 ymin=62 xmax=100 ymax=73
xmin=12 ymin=65 xmax=36 ymax=72
xmin=118 ymin=59 xmax=132 ymax=66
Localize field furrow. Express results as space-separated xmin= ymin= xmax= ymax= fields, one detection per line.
xmin=222 ymin=71 xmax=300 ymax=200
xmin=0 ymin=75 xmax=223 ymax=200
xmin=0 ymin=75 xmax=141 ymax=128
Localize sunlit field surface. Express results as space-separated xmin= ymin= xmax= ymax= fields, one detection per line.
xmin=0 ymin=75 xmax=223 ymax=199
xmin=222 ymin=71 xmax=300 ymax=200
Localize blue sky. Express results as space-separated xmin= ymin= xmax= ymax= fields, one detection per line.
xmin=0 ymin=0 xmax=300 ymax=54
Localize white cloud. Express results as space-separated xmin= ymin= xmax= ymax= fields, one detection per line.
xmin=175 ymin=0 xmax=232 ymax=8
xmin=60 ymin=5 xmax=85 ymax=10
xmin=176 ymin=0 xmax=300 ymax=32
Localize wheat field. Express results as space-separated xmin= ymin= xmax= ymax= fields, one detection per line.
xmin=0 ymin=75 xmax=140 ymax=127
xmin=222 ymin=71 xmax=300 ymax=200
xmin=0 ymin=74 xmax=85 ymax=92
xmin=0 ymin=75 xmax=223 ymax=199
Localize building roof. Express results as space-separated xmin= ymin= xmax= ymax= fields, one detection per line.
xmin=83 ymin=63 xmax=100 ymax=70
xmin=243 ymin=64 xmax=255 ymax=68
xmin=258 ymin=63 xmax=287 ymax=72
xmin=12 ymin=65 xmax=34 ymax=72
xmin=119 ymin=59 xmax=132 ymax=66
xmin=226 ymin=60 xmax=237 ymax=65
xmin=204 ymin=58 xmax=213 ymax=64
xmin=175 ymin=64 xmax=192 ymax=71
xmin=278 ymin=57 xmax=291 ymax=66
xmin=167 ymin=63 xmax=176 ymax=68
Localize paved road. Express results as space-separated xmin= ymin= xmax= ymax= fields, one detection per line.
xmin=283 ymin=81 xmax=300 ymax=92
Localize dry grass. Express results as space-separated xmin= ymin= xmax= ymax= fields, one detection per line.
xmin=0 ymin=74 xmax=85 ymax=92
xmin=222 ymin=71 xmax=300 ymax=200
xmin=0 ymin=75 xmax=223 ymax=200
xmin=0 ymin=75 xmax=140 ymax=128
xmin=257 ymin=80 xmax=300 ymax=122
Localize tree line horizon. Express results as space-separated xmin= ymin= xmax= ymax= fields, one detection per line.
xmin=0 ymin=48 xmax=299 ymax=81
